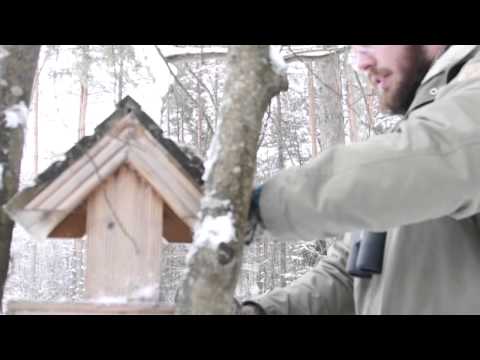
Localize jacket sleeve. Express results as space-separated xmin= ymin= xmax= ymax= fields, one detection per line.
xmin=260 ymin=75 xmax=480 ymax=241
xmin=246 ymin=235 xmax=354 ymax=315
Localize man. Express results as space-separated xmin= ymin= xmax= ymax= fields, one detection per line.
xmin=241 ymin=45 xmax=480 ymax=315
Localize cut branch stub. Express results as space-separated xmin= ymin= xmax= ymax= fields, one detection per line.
xmin=175 ymin=45 xmax=288 ymax=315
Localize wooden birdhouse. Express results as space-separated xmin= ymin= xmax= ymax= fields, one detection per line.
xmin=4 ymin=96 xmax=204 ymax=314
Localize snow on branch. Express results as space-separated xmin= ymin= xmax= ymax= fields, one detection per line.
xmin=270 ymin=46 xmax=288 ymax=75
xmin=192 ymin=212 xmax=235 ymax=253
xmin=4 ymin=102 xmax=28 ymax=129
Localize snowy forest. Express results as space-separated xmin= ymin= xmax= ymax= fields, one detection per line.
xmin=0 ymin=45 xmax=399 ymax=314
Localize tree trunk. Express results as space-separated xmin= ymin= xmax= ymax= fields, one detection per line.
xmin=74 ymin=46 xmax=91 ymax=299
xmin=307 ymin=61 xmax=318 ymax=157
xmin=257 ymin=240 xmax=265 ymax=293
xmin=74 ymin=80 xmax=88 ymax=297
xmin=77 ymin=45 xmax=90 ymax=139
xmin=315 ymin=52 xmax=345 ymax=149
xmin=78 ymin=84 xmax=88 ymax=139
xmin=167 ymin=91 xmax=171 ymax=137
xmin=33 ymin=71 xmax=39 ymax=176
xmin=176 ymin=103 xmax=180 ymax=142
xmin=74 ymin=81 xmax=88 ymax=299
xmin=31 ymin=236 xmax=38 ymax=297
xmin=0 ymin=45 xmax=41 ymax=308
xmin=270 ymin=238 xmax=276 ymax=289
xmin=175 ymin=45 xmax=288 ymax=315
xmin=312 ymin=52 xmax=346 ymax=257
xmin=275 ymin=95 xmax=287 ymax=287
xmin=346 ymin=67 xmax=359 ymax=143
xmin=180 ymin=103 xmax=184 ymax=143
xmin=213 ymin=60 xmax=219 ymax=128
xmin=32 ymin=73 xmax=40 ymax=297
xmin=29 ymin=49 xmax=50 ymax=177
xmin=275 ymin=95 xmax=285 ymax=169
xmin=196 ymin=74 xmax=203 ymax=154
xmin=117 ymin=46 xmax=124 ymax=103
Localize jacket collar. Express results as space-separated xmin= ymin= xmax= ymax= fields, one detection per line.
xmin=406 ymin=45 xmax=479 ymax=116
xmin=421 ymin=45 xmax=478 ymax=85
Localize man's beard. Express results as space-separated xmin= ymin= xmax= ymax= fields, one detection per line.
xmin=379 ymin=46 xmax=433 ymax=115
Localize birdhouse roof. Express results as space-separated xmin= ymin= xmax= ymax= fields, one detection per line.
xmin=4 ymin=96 xmax=204 ymax=240
xmin=38 ymin=96 xmax=204 ymax=188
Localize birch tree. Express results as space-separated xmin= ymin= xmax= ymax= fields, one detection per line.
xmin=175 ymin=45 xmax=288 ymax=315
xmin=0 ymin=45 xmax=41 ymax=307
xmin=75 ymin=45 xmax=91 ymax=139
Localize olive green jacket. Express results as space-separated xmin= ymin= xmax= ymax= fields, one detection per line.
xmin=249 ymin=45 xmax=480 ymax=315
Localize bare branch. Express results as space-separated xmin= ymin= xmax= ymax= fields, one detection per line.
xmin=153 ymin=45 xmax=214 ymax=134
xmin=185 ymin=63 xmax=219 ymax=121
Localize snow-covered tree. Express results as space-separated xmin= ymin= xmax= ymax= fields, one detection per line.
xmin=175 ymin=45 xmax=288 ymax=314
xmin=0 ymin=45 xmax=41 ymax=308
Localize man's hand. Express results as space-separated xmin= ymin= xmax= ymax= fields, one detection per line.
xmin=245 ymin=186 xmax=264 ymax=245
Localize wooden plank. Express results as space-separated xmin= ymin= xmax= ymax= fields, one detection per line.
xmin=7 ymin=301 xmax=175 ymax=315
xmin=85 ymin=165 xmax=165 ymax=300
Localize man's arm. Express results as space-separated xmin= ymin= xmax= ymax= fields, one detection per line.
xmin=243 ymin=236 xmax=354 ymax=315
xmin=260 ymin=76 xmax=480 ymax=241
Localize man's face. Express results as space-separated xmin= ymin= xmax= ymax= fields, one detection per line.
xmin=352 ymin=45 xmax=434 ymax=115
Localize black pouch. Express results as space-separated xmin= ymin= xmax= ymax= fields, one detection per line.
xmin=347 ymin=231 xmax=386 ymax=278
